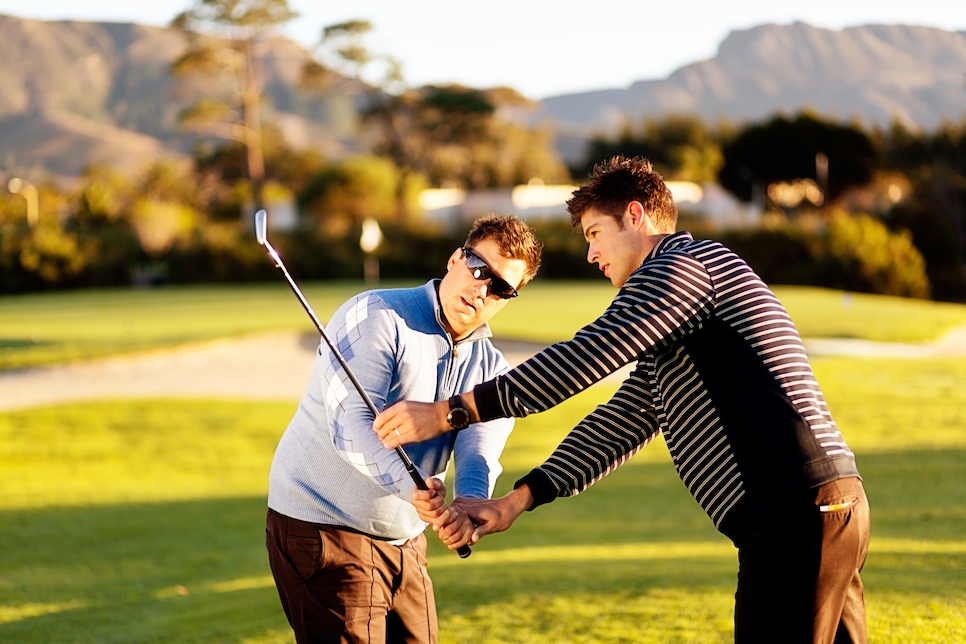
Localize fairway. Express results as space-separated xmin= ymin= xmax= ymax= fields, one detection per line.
xmin=2 ymin=284 xmax=966 ymax=642
xmin=3 ymin=282 xmax=966 ymax=370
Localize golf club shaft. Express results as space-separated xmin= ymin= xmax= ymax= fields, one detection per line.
xmin=257 ymin=218 xmax=471 ymax=557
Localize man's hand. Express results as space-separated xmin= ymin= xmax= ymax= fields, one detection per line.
xmin=454 ymin=485 xmax=533 ymax=542
xmin=412 ymin=477 xmax=449 ymax=524
xmin=412 ymin=478 xmax=475 ymax=551
xmin=375 ymin=400 xmax=449 ymax=448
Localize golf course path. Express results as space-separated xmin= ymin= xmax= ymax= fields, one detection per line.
xmin=0 ymin=334 xmax=559 ymax=412
xmin=2 ymin=324 xmax=966 ymax=412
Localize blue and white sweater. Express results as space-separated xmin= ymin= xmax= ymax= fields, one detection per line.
xmin=473 ymin=232 xmax=860 ymax=544
xmin=268 ymin=280 xmax=514 ymax=541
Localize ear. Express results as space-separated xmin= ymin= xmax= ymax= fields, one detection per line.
xmin=627 ymin=201 xmax=648 ymax=229
xmin=446 ymin=248 xmax=463 ymax=271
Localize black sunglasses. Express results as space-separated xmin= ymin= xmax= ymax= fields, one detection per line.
xmin=461 ymin=247 xmax=519 ymax=299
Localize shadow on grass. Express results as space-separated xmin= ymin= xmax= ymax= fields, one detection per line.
xmin=0 ymin=339 xmax=45 ymax=349
xmin=1 ymin=450 xmax=963 ymax=643
xmin=0 ymin=496 xmax=289 ymax=644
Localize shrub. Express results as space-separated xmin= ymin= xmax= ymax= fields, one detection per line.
xmin=718 ymin=211 xmax=930 ymax=298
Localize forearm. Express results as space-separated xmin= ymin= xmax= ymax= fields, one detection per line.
xmin=451 ymin=418 xmax=513 ymax=499
xmin=502 ymin=484 xmax=535 ymax=516
xmin=456 ymin=484 xmax=535 ymax=539
xmin=526 ymin=378 xmax=659 ymax=501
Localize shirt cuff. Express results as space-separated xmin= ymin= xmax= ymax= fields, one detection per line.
xmin=514 ymin=468 xmax=558 ymax=510
xmin=473 ymin=378 xmax=504 ymax=422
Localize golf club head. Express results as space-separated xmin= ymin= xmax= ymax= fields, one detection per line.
xmin=254 ymin=209 xmax=268 ymax=246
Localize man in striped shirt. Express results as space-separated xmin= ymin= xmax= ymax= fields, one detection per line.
xmin=375 ymin=156 xmax=870 ymax=643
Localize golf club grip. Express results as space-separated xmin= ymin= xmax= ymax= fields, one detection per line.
xmin=404 ymin=454 xmax=472 ymax=558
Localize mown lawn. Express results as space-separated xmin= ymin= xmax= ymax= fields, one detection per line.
xmin=2 ymin=284 xmax=965 ymax=642
xmin=3 ymin=282 xmax=966 ymax=370
xmin=1 ymin=356 xmax=965 ymax=642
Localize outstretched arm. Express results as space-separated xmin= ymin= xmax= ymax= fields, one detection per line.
xmin=378 ymin=254 xmax=712 ymax=451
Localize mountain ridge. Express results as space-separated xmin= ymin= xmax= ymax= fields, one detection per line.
xmin=539 ymin=22 xmax=966 ymax=160
xmin=1 ymin=15 xmax=964 ymax=180
xmin=0 ymin=13 xmax=357 ymax=182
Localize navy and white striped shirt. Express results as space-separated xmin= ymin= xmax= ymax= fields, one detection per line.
xmin=474 ymin=232 xmax=860 ymax=542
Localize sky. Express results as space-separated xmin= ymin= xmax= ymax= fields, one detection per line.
xmin=1 ymin=1 xmax=964 ymax=100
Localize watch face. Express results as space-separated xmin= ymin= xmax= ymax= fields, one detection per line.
xmin=448 ymin=407 xmax=470 ymax=430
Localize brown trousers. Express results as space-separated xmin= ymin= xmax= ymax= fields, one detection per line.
xmin=266 ymin=508 xmax=438 ymax=644
xmin=734 ymin=476 xmax=870 ymax=643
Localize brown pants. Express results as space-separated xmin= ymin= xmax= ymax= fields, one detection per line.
xmin=734 ymin=477 xmax=870 ymax=643
xmin=266 ymin=508 xmax=438 ymax=644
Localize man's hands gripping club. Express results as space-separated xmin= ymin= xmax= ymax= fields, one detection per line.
xmin=376 ymin=395 xmax=533 ymax=550
xmin=412 ymin=478 xmax=535 ymax=551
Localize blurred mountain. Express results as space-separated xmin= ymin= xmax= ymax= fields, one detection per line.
xmin=539 ymin=22 xmax=966 ymax=163
xmin=0 ymin=16 xmax=964 ymax=180
xmin=0 ymin=14 xmax=360 ymax=183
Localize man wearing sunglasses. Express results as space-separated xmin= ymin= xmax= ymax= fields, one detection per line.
xmin=265 ymin=214 xmax=542 ymax=643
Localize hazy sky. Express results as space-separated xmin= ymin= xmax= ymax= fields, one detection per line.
xmin=1 ymin=1 xmax=963 ymax=100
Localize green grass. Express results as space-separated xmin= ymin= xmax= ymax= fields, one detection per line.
xmin=2 ymin=284 xmax=966 ymax=641
xmin=769 ymin=287 xmax=966 ymax=343
xmin=2 ymin=357 xmax=966 ymax=642
xmin=0 ymin=283 xmax=370 ymax=370
xmin=3 ymin=282 xmax=966 ymax=370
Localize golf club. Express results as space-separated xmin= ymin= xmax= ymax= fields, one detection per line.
xmin=254 ymin=209 xmax=471 ymax=558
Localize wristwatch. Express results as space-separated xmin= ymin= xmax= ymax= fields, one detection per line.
xmin=446 ymin=395 xmax=471 ymax=430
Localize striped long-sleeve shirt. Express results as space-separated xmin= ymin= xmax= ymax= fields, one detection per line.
xmin=473 ymin=232 xmax=860 ymax=543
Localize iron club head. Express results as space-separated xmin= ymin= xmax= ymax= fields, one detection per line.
xmin=254 ymin=209 xmax=268 ymax=246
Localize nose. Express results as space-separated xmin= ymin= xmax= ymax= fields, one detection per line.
xmin=587 ymin=243 xmax=599 ymax=265
xmin=471 ymin=280 xmax=489 ymax=300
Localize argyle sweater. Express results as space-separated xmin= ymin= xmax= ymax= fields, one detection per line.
xmin=268 ymin=280 xmax=513 ymax=541
xmin=473 ymin=232 xmax=860 ymax=543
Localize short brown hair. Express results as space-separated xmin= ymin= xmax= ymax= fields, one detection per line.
xmin=566 ymin=155 xmax=678 ymax=232
xmin=465 ymin=214 xmax=543 ymax=288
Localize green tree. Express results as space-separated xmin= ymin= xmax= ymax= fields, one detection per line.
xmin=170 ymin=0 xmax=299 ymax=214
xmin=69 ymin=164 xmax=143 ymax=286
xmin=718 ymin=112 xmax=878 ymax=206
xmin=304 ymin=21 xmax=568 ymax=218
xmin=192 ymin=122 xmax=327 ymax=220
xmin=579 ymin=114 xmax=724 ymax=182
xmin=818 ymin=211 xmax=930 ymax=298
xmin=718 ymin=211 xmax=930 ymax=298
xmin=0 ymin=179 xmax=88 ymax=292
xmin=423 ymin=86 xmax=570 ymax=189
xmin=366 ymin=85 xmax=568 ymax=194
xmin=298 ymin=156 xmax=421 ymax=236
xmin=880 ymin=118 xmax=966 ymax=301
xmin=128 ymin=160 xmax=204 ymax=258
xmin=302 ymin=19 xmax=402 ymax=95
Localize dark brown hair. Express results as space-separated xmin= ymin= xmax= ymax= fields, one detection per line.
xmin=566 ymin=155 xmax=677 ymax=232
xmin=465 ymin=214 xmax=543 ymax=287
